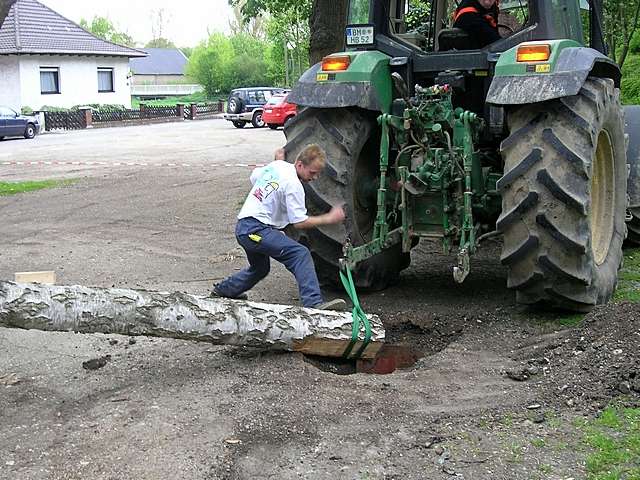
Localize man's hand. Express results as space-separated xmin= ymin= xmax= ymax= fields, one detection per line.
xmin=293 ymin=204 xmax=345 ymax=229
xmin=274 ymin=147 xmax=286 ymax=161
xmin=326 ymin=205 xmax=346 ymax=224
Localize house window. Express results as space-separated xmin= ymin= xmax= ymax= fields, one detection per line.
xmin=40 ymin=67 xmax=60 ymax=94
xmin=98 ymin=68 xmax=114 ymax=92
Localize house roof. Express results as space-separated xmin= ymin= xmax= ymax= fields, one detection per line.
xmin=0 ymin=0 xmax=146 ymax=57
xmin=130 ymin=48 xmax=188 ymax=75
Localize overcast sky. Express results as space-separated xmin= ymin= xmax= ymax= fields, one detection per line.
xmin=40 ymin=0 xmax=233 ymax=47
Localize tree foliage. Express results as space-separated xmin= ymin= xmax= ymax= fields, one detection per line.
xmin=145 ymin=37 xmax=177 ymax=49
xmin=220 ymin=0 xmax=640 ymax=101
xmin=79 ymin=16 xmax=136 ymax=47
xmin=186 ymin=32 xmax=273 ymax=95
xmin=603 ymin=0 xmax=640 ymax=68
xmin=180 ymin=46 xmax=194 ymax=58
xmin=229 ymin=0 xmax=311 ymax=85
xmin=186 ymin=33 xmax=234 ymax=96
xmin=621 ymin=53 xmax=640 ymax=103
xmin=231 ymin=0 xmax=300 ymax=19
xmin=230 ymin=0 xmax=267 ymax=38
xmin=405 ymin=0 xmax=431 ymax=36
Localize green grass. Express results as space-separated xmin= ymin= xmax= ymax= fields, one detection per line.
xmin=0 ymin=179 xmax=75 ymax=196
xmin=531 ymin=438 xmax=547 ymax=448
xmin=578 ymin=406 xmax=640 ymax=480
xmin=501 ymin=413 xmax=515 ymax=427
xmin=555 ymin=313 xmax=586 ymax=327
xmin=538 ymin=463 xmax=553 ymax=474
xmin=508 ymin=442 xmax=524 ymax=463
xmin=530 ymin=311 xmax=586 ymax=329
xmin=614 ymin=249 xmax=640 ymax=303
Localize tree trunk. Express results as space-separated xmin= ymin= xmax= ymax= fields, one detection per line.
xmin=617 ymin=1 xmax=640 ymax=68
xmin=309 ymin=0 xmax=348 ymax=65
xmin=0 ymin=0 xmax=16 ymax=27
xmin=0 ymin=282 xmax=383 ymax=359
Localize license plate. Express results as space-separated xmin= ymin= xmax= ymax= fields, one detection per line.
xmin=346 ymin=25 xmax=374 ymax=46
xmin=265 ymin=109 xmax=272 ymax=113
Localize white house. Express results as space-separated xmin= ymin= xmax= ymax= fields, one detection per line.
xmin=0 ymin=0 xmax=146 ymax=111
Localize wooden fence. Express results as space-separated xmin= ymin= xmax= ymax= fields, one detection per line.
xmin=43 ymin=102 xmax=224 ymax=132
xmin=43 ymin=110 xmax=87 ymax=131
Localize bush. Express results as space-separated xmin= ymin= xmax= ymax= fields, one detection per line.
xmin=621 ymin=54 xmax=640 ymax=105
xmin=70 ymin=104 xmax=127 ymax=112
xmin=630 ymin=34 xmax=640 ymax=55
xmin=21 ymin=106 xmax=33 ymax=115
xmin=39 ymin=104 xmax=128 ymax=112
xmin=130 ymin=91 xmax=218 ymax=108
xmin=39 ymin=105 xmax=70 ymax=112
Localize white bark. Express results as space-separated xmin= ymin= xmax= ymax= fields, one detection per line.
xmin=0 ymin=282 xmax=384 ymax=359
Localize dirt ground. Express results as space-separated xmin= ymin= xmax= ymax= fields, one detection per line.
xmin=1 ymin=120 xmax=639 ymax=480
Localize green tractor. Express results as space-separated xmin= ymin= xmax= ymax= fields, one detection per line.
xmin=284 ymin=0 xmax=640 ymax=312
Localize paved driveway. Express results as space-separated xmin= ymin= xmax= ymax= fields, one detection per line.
xmin=0 ymin=119 xmax=285 ymax=181
xmin=0 ymin=119 xmax=291 ymax=297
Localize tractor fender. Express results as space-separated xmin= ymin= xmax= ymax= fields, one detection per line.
xmin=487 ymin=45 xmax=621 ymax=105
xmin=287 ymin=52 xmax=393 ymax=113
xmin=625 ymin=105 xmax=640 ymax=208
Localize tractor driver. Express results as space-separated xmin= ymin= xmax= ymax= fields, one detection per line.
xmin=453 ymin=0 xmax=500 ymax=48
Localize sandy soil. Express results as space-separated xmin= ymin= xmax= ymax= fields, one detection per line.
xmin=1 ymin=120 xmax=638 ymax=480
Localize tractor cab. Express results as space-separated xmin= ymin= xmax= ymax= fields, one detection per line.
xmin=348 ymin=0 xmax=590 ymax=54
xmin=341 ymin=0 xmax=604 ymax=114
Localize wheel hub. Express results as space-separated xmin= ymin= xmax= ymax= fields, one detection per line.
xmin=353 ymin=137 xmax=380 ymax=240
xmin=590 ymin=130 xmax=616 ymax=266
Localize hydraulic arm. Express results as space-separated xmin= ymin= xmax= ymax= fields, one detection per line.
xmin=342 ymin=83 xmax=502 ymax=282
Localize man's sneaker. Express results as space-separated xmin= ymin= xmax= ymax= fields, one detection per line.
xmin=210 ymin=286 xmax=248 ymax=301
xmin=313 ymin=299 xmax=347 ymax=311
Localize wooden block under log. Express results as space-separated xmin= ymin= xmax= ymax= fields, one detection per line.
xmin=0 ymin=281 xmax=384 ymax=359
xmin=14 ymin=271 xmax=56 ymax=284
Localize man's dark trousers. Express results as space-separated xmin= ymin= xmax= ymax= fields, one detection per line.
xmin=215 ymin=217 xmax=323 ymax=307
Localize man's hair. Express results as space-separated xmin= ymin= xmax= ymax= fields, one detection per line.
xmin=296 ymin=144 xmax=327 ymax=167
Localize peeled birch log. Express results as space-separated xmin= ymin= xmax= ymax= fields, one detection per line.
xmin=0 ymin=282 xmax=384 ymax=359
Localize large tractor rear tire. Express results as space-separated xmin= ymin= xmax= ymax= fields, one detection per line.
xmin=498 ymin=78 xmax=627 ymax=311
xmin=284 ymin=107 xmax=409 ymax=290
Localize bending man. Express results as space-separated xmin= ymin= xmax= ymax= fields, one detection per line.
xmin=213 ymin=145 xmax=347 ymax=310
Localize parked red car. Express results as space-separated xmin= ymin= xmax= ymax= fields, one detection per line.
xmin=262 ymin=94 xmax=297 ymax=129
